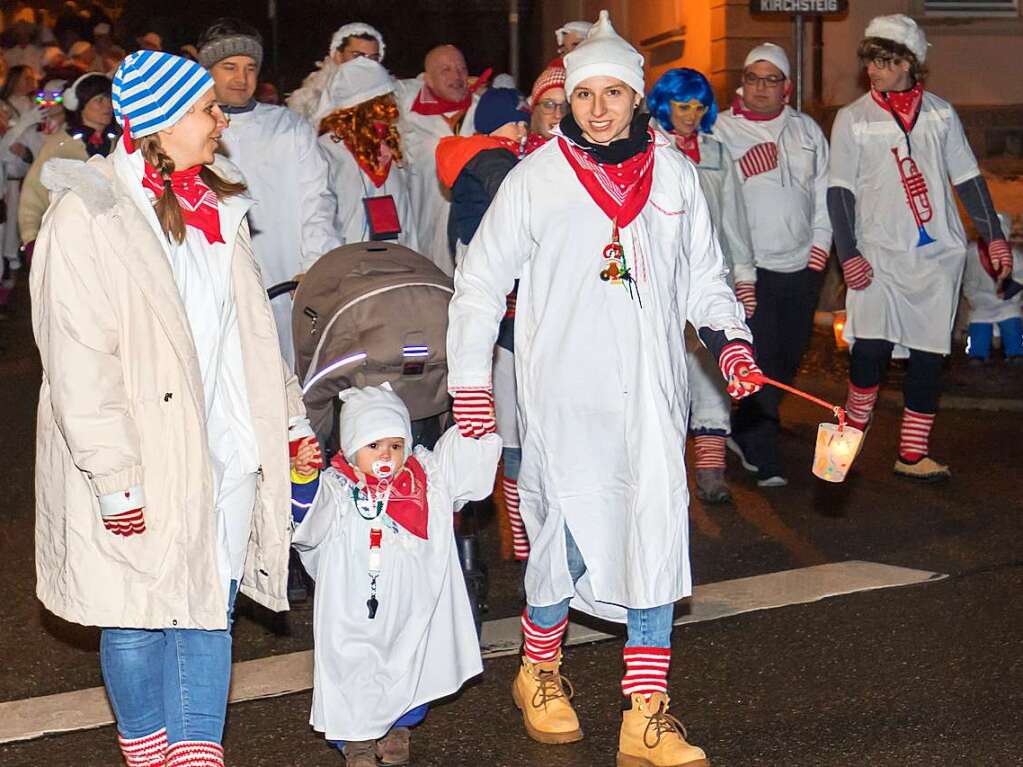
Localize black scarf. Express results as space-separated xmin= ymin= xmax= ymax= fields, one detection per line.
xmin=65 ymin=112 xmax=118 ymax=157
xmin=559 ymin=110 xmax=651 ymax=165
xmin=221 ymin=99 xmax=258 ymax=115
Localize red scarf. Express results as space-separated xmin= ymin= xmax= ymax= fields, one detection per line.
xmin=332 ymin=454 xmax=430 ymax=540
xmin=557 ymin=130 xmax=655 ymax=227
xmin=141 ymin=163 xmax=224 ymax=245
xmin=410 ymin=68 xmax=491 ymax=118
xmin=672 ymin=131 xmax=700 ymax=164
xmin=730 ymin=94 xmax=784 ymax=122
xmin=871 ymin=82 xmax=924 ymax=134
xmin=524 ymin=132 xmax=550 ymax=155
xmin=346 ymin=137 xmax=393 ymax=188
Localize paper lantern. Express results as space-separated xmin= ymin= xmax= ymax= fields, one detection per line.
xmin=812 ymin=423 xmax=864 ymax=483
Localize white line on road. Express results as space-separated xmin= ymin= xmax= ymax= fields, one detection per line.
xmin=0 ymin=560 xmax=944 ymax=745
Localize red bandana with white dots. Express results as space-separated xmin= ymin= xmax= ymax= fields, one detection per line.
xmin=142 ymin=163 xmax=224 ymax=245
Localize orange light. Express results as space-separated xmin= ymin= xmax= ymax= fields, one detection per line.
xmin=832 ymin=311 xmax=849 ymax=350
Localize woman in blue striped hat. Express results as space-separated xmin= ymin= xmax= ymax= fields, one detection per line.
xmin=29 ymin=50 xmax=317 ymax=767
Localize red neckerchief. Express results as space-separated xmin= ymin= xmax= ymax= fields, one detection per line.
xmin=672 ymin=131 xmax=700 ymax=164
xmin=345 ymin=137 xmax=392 ymax=188
xmin=524 ymin=132 xmax=550 ymax=155
xmin=730 ymin=94 xmax=783 ymax=122
xmin=556 ymin=129 xmax=655 ymax=227
xmin=332 ymin=454 xmax=430 ymax=540
xmin=141 ymin=163 xmax=224 ymax=245
xmin=871 ymin=82 xmax=924 ymax=135
xmin=88 ymin=130 xmax=104 ymax=147
xmin=410 ymin=67 xmax=491 ymax=117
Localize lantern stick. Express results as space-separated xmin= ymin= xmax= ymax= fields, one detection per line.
xmin=737 ymin=369 xmax=847 ymax=429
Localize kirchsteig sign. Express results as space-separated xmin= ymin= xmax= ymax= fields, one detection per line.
xmin=750 ymin=0 xmax=848 ymax=13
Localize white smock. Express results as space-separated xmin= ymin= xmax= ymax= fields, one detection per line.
xmin=113 ymin=147 xmax=260 ymax=596
xmin=0 ymin=98 xmax=38 ymax=262
xmin=713 ymin=105 xmax=832 ymax=273
xmin=446 ymin=132 xmax=751 ymax=621
xmin=318 ymin=134 xmax=418 ymax=250
xmin=395 ymin=78 xmax=478 ymax=275
xmin=830 ymin=91 xmax=980 ymax=355
xmin=962 ymin=241 xmax=1023 ymax=324
xmin=217 ymin=103 xmax=342 ymax=368
xmin=292 ymin=428 xmax=499 ymax=741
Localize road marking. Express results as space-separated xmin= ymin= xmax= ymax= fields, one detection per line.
xmin=0 ymin=560 xmax=944 ymax=745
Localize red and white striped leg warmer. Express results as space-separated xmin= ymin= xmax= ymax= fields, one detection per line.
xmin=899 ymin=408 xmax=935 ymax=463
xmin=845 ymin=383 xmax=879 ymax=431
xmin=502 ymin=475 xmax=529 ymax=561
xmin=621 ymin=647 xmax=671 ymax=699
xmin=118 ymin=728 xmax=167 ymax=767
xmin=693 ymin=434 xmax=726 ymax=470
xmin=521 ymin=610 xmax=568 ymax=664
xmin=164 ymin=741 xmax=224 ymax=767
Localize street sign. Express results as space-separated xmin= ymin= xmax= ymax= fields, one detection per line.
xmin=750 ymin=0 xmax=848 ymax=13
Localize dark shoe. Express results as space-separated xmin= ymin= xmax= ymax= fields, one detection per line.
xmin=694 ymin=468 xmax=732 ymax=504
xmin=967 ymin=357 xmax=987 ymax=367
xmin=726 ymin=437 xmax=758 ymax=473
xmin=342 ymin=740 xmax=377 ymax=767
xmin=376 ymin=727 xmax=410 ymax=766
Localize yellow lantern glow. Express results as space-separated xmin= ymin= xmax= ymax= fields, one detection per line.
xmin=812 ymin=423 xmax=864 ymax=483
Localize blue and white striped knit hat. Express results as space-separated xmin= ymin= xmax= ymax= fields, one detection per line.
xmin=112 ymin=50 xmax=214 ymax=140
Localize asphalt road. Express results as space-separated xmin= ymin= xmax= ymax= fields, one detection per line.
xmin=1 ymin=281 xmax=1021 ymax=766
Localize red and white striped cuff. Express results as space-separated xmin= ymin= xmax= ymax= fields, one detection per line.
xmin=521 ymin=611 xmax=568 ymax=663
xmin=622 ymin=646 xmax=671 ymax=698
xmin=987 ymin=238 xmax=1013 ymax=271
xmin=739 ymin=142 xmax=779 ymax=179
xmin=118 ymin=728 xmax=167 ymax=767
xmin=718 ymin=342 xmax=756 ymax=381
xmin=808 ymin=245 xmax=830 ymax=272
xmin=734 ymin=281 xmax=757 ymax=318
xmin=165 ymin=740 xmax=225 ymax=767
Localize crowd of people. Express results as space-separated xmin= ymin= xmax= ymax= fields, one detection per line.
xmin=18 ymin=5 xmax=1020 ymax=767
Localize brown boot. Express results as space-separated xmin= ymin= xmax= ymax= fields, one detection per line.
xmin=511 ymin=651 xmax=583 ymax=744
xmin=342 ymin=740 xmax=377 ymax=767
xmin=617 ymin=693 xmax=709 ymax=767
xmin=376 ymin=726 xmax=410 ymax=766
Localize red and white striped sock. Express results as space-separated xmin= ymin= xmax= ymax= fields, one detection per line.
xmin=621 ymin=647 xmax=671 ymax=699
xmin=899 ymin=408 xmax=935 ymax=463
xmin=165 ymin=741 xmax=224 ymax=767
xmin=521 ymin=610 xmax=568 ymax=664
xmin=845 ymin=382 xmax=879 ymax=431
xmin=118 ymin=728 xmax=167 ymax=767
xmin=502 ymin=475 xmax=529 ymax=561
xmin=693 ymin=434 xmax=726 ymax=470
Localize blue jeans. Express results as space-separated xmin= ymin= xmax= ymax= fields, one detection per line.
xmin=527 ymin=526 xmax=674 ymax=648
xmin=503 ymin=446 xmax=522 ymax=481
xmin=330 ymin=704 xmax=430 ymax=749
xmin=968 ymin=317 xmax=1023 ymax=359
xmin=100 ymin=582 xmax=238 ymax=744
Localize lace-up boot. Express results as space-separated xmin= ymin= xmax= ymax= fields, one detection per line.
xmin=511 ymin=650 xmax=583 ymax=744
xmin=617 ymin=693 xmax=708 ymax=767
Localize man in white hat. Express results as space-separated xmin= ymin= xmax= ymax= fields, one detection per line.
xmin=198 ymin=17 xmax=341 ymax=370
xmin=555 ymin=20 xmax=592 ymax=55
xmin=446 ymin=10 xmax=759 ymax=766
xmin=286 ymin=22 xmax=386 ymax=121
xmin=828 ymin=14 xmax=1011 ymax=481
xmin=713 ymin=41 xmax=832 ymax=488
xmin=394 ymin=44 xmax=482 ymax=275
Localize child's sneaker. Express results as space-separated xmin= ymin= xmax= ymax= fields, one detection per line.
xmin=376 ymin=727 xmax=411 ymax=766
xmin=342 ymin=740 xmax=376 ymax=767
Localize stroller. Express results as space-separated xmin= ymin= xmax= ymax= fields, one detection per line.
xmin=268 ymin=241 xmax=490 ymax=633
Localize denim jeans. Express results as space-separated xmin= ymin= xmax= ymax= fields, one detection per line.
xmin=968 ymin=317 xmax=1023 ymax=359
xmin=100 ymin=582 xmax=238 ymax=744
xmin=330 ymin=704 xmax=430 ymax=750
xmin=503 ymin=446 xmax=522 ymax=482
xmin=527 ymin=526 xmax=674 ymax=648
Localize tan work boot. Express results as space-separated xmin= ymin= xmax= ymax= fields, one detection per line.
xmin=341 ymin=740 xmax=377 ymax=767
xmin=617 ymin=693 xmax=709 ymax=767
xmin=893 ymin=455 xmax=950 ymax=482
xmin=511 ymin=652 xmax=583 ymax=744
xmin=376 ymin=726 xmax=410 ymax=766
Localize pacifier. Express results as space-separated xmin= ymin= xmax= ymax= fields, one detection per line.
xmin=371 ymin=459 xmax=395 ymax=480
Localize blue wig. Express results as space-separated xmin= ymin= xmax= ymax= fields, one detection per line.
xmin=647 ymin=68 xmax=718 ymax=134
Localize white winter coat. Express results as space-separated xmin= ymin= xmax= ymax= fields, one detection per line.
xmin=293 ymin=428 xmax=499 ymax=740
xmin=395 ymin=78 xmax=478 ymax=275
xmin=217 ymin=103 xmax=342 ymax=366
xmin=446 ymin=132 xmax=751 ymax=620
xmin=830 ymin=92 xmax=980 ymax=355
xmin=713 ymin=105 xmax=832 ymax=273
xmin=318 ymin=134 xmax=418 ymax=250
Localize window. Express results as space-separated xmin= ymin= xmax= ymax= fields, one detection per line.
xmin=924 ymin=0 xmax=1019 ymax=15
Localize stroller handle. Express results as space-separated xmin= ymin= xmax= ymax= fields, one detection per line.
xmin=267 ymin=280 xmax=300 ymax=300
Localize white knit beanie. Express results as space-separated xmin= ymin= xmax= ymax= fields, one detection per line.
xmin=865 ymin=14 xmax=929 ymax=63
xmin=556 ymin=20 xmax=593 ymax=47
xmin=338 ymin=384 xmax=413 ymax=460
xmin=744 ymin=42 xmax=790 ymax=79
xmin=325 ymin=57 xmax=394 ymax=111
xmin=563 ymin=10 xmax=644 ymax=95
xmin=329 ymin=22 xmax=386 ymax=62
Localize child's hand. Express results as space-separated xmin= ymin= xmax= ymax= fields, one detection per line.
xmin=292 ymin=437 xmax=323 ymax=478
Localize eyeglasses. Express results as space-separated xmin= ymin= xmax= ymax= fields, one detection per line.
xmin=348 ymin=51 xmax=382 ymax=62
xmin=742 ymin=72 xmax=787 ymax=88
xmin=669 ymin=100 xmax=709 ymax=116
xmin=863 ymin=55 xmax=900 ymax=70
xmin=538 ymin=98 xmax=568 ymax=115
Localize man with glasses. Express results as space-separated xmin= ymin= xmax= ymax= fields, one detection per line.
xmin=828 ymin=15 xmax=1010 ymax=481
xmin=713 ymin=42 xmax=832 ymax=488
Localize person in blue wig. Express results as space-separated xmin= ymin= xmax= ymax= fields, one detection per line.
xmin=648 ymin=67 xmax=756 ymax=504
